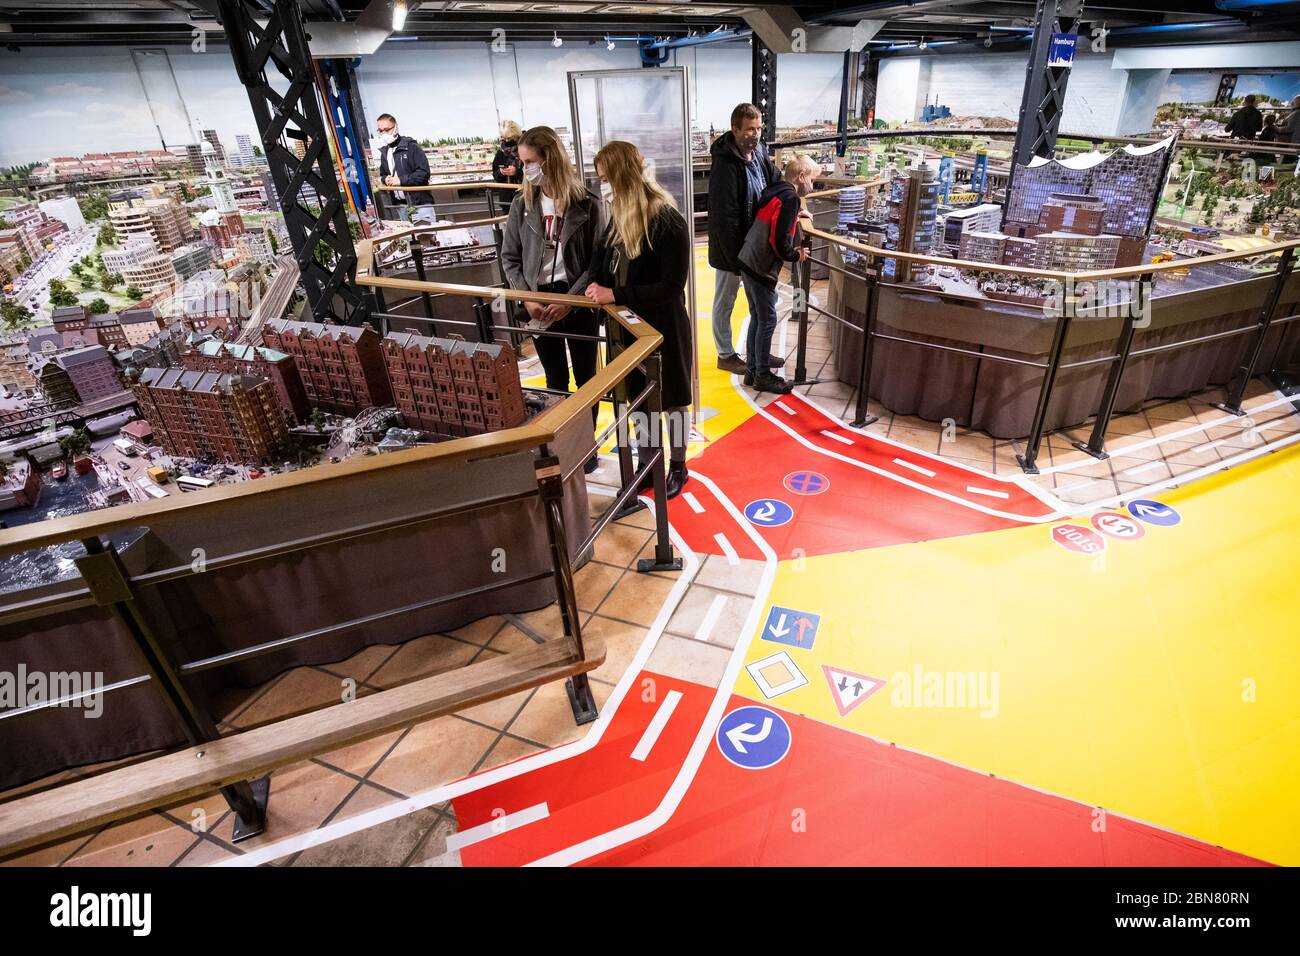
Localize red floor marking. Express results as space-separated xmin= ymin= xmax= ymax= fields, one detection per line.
xmin=452 ymin=674 xmax=713 ymax=867
xmin=579 ymin=688 xmax=1271 ymax=868
xmin=657 ymin=404 xmax=1029 ymax=560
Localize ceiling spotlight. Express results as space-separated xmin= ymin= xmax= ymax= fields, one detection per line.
xmin=391 ymin=0 xmax=407 ymax=31
xmin=984 ymin=35 xmax=993 ymax=48
xmin=606 ymin=36 xmax=615 ymax=51
xmin=919 ymin=36 xmax=927 ymax=50
xmin=552 ymin=31 xmax=563 ymax=47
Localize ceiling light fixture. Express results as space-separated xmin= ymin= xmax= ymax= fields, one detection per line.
xmin=607 ymin=36 xmax=616 ymax=50
xmin=392 ymin=0 xmax=408 ymax=31
xmin=553 ymin=31 xmax=563 ymax=47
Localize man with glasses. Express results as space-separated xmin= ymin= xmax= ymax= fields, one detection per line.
xmin=708 ymin=103 xmax=783 ymax=376
xmin=375 ymin=113 xmax=435 ymax=224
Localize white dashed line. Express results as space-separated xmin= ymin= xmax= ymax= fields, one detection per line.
xmin=629 ymin=691 xmax=683 ymax=762
xmin=681 ymin=491 xmax=705 ymax=514
xmin=713 ymin=532 xmax=741 ymax=565
xmin=819 ymin=429 xmax=854 ymax=445
xmin=446 ymin=803 xmax=550 ymax=851
xmin=966 ymin=485 xmax=1010 ymax=499
xmin=892 ymin=458 xmax=936 ymax=478
xmin=1193 ymin=438 xmax=1225 ymax=455
xmin=774 ymin=400 xmax=797 ymax=416
xmin=693 ymin=594 xmax=728 ymax=644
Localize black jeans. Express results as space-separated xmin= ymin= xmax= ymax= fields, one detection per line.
xmin=532 ymin=284 xmax=600 ymax=428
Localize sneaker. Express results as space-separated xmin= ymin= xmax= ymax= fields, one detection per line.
xmin=716 ymin=354 xmax=747 ymax=375
xmin=753 ymin=372 xmax=793 ymax=395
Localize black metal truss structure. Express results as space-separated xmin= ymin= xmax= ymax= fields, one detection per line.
xmin=216 ymin=0 xmax=369 ymax=325
xmin=752 ymin=36 xmax=778 ymax=144
xmin=1009 ymin=0 xmax=1086 ymax=169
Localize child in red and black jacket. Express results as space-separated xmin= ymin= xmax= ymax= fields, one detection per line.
xmin=737 ymin=155 xmax=818 ymax=394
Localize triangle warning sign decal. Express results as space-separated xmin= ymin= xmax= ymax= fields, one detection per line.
xmin=821 ymin=664 xmax=886 ymax=717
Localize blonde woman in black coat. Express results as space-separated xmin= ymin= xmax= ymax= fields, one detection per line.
xmin=584 ymin=140 xmax=694 ymax=499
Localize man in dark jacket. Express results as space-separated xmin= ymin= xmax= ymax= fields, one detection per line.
xmin=1224 ymin=95 xmax=1263 ymax=141
xmin=375 ymin=113 xmax=434 ymax=223
xmin=737 ymin=155 xmax=818 ymax=394
xmin=708 ymin=103 xmax=782 ymax=375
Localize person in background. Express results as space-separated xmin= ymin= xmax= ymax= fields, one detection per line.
xmin=1224 ymin=95 xmax=1263 ymax=141
xmin=737 ymin=154 xmax=817 ymax=395
xmin=493 ymin=120 xmax=523 ymax=185
xmin=585 ymin=140 xmax=693 ymax=499
xmin=1260 ymin=113 xmax=1280 ymax=144
xmin=501 ymin=126 xmax=605 ymax=473
xmin=1277 ymin=95 xmax=1300 ymax=144
xmin=375 ymin=113 xmax=435 ymax=224
xmin=707 ymin=103 xmax=782 ymax=376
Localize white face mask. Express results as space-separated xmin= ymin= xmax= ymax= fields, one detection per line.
xmin=377 ymin=131 xmax=396 ymax=148
xmin=600 ymin=181 xmax=614 ymax=203
xmin=523 ymin=162 xmax=544 ymax=185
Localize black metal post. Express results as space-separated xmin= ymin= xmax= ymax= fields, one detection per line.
xmin=534 ymin=450 xmax=598 ymax=725
xmin=216 ymin=0 xmax=368 ymax=325
xmin=73 ymin=538 xmax=269 ymax=841
xmin=472 ymin=298 xmax=495 ymax=344
xmin=605 ymin=325 xmax=640 ymax=514
xmin=1215 ymin=248 xmax=1295 ymax=416
xmin=637 ymin=354 xmax=683 ymax=574
xmin=836 ymin=50 xmax=851 ymax=159
xmin=790 ymin=241 xmax=819 ymax=387
xmin=1075 ymin=272 xmax=1152 ymax=460
xmin=1017 ymin=307 xmax=1075 ymax=474
xmin=752 ymin=36 xmax=778 ymax=142
xmin=851 ymin=254 xmax=880 ymax=428
xmin=410 ymin=242 xmax=435 ymax=320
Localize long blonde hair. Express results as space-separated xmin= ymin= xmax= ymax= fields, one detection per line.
xmin=519 ymin=126 xmax=587 ymax=215
xmin=595 ymin=140 xmax=677 ymax=259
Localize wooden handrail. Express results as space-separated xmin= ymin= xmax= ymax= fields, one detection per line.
xmin=803 ymin=224 xmax=1299 ymax=284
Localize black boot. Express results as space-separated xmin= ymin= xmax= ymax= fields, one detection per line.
xmin=665 ymin=460 xmax=689 ymax=499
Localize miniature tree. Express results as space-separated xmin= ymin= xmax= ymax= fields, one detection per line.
xmin=88 ymin=297 xmax=110 ymax=314
xmin=47 ymin=279 xmax=78 ymax=307
xmin=60 ymin=427 xmax=91 ymax=459
xmin=124 ymin=286 xmax=145 ymax=301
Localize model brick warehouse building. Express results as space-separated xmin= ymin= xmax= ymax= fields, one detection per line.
xmin=180 ymin=338 xmax=311 ymax=424
xmin=382 ymin=332 xmax=526 ymax=437
xmin=128 ymin=366 xmax=289 ymax=463
xmin=261 ymin=318 xmax=392 ymax=414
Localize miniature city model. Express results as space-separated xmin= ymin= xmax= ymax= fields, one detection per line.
xmin=382 ymin=331 xmax=526 ymax=438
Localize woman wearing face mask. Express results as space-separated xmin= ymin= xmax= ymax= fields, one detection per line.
xmin=584 ymin=140 xmax=693 ymax=499
xmin=493 ymin=120 xmax=523 ymax=185
xmin=501 ymin=126 xmax=606 ymax=472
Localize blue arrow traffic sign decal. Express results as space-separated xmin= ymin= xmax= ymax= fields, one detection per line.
xmin=1127 ymin=499 xmax=1181 ymax=527
xmin=744 ymin=498 xmax=794 ymax=528
xmin=762 ymin=605 xmax=821 ymax=650
xmin=716 ymin=705 xmax=792 ymax=770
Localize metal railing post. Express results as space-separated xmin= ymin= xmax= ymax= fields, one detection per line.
xmin=471 ymin=298 xmax=494 ymax=344
xmin=637 ymin=354 xmax=682 ymax=574
xmin=1074 ymin=271 xmax=1153 ymax=460
xmin=73 ymin=537 xmax=269 ymax=840
xmin=605 ymin=325 xmax=639 ymax=511
xmin=850 ymin=253 xmax=880 ymax=428
xmin=1017 ymin=301 xmax=1076 ymax=475
xmin=790 ymin=244 xmax=819 ymax=387
xmin=410 ymin=241 xmax=435 ymax=320
xmin=535 ymin=449 xmax=598 ymax=725
xmin=1215 ymin=248 xmax=1295 ymax=416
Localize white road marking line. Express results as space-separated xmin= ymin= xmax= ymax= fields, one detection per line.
xmin=681 ymin=490 xmax=705 ymax=514
xmin=1055 ymin=478 xmax=1102 ymax=495
xmin=774 ymin=400 xmax=797 ymax=416
xmin=713 ymin=532 xmax=741 ymax=565
xmin=693 ymin=594 xmax=728 ymax=644
xmin=966 ymin=485 xmax=1010 ymax=499
xmin=446 ymin=802 xmax=550 ymax=852
xmin=1120 ymin=459 xmax=1167 ymax=478
xmin=629 ymin=690 xmax=683 ymax=762
xmin=820 ymin=429 xmax=854 ymax=445
xmin=892 ymin=458 xmax=936 ymax=478
xmin=1193 ymin=438 xmax=1224 ymax=455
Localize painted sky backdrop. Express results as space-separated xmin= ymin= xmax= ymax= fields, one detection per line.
xmin=1160 ymin=69 xmax=1300 ymax=106
xmin=0 ymin=41 xmax=850 ymax=167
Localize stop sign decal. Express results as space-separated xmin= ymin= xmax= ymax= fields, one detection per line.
xmin=1050 ymin=523 xmax=1106 ymax=555
xmin=1090 ymin=510 xmax=1146 ymax=541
